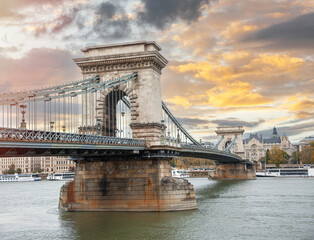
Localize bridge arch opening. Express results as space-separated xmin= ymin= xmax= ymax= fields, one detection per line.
xmin=102 ymin=89 xmax=132 ymax=138
xmin=225 ymin=140 xmax=232 ymax=149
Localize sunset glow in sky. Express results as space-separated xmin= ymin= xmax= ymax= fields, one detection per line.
xmin=0 ymin=0 xmax=314 ymax=143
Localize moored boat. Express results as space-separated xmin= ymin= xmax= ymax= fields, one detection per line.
xmin=47 ymin=172 xmax=74 ymax=181
xmin=256 ymin=167 xmax=314 ymax=177
xmin=171 ymin=169 xmax=190 ymax=178
xmin=0 ymin=173 xmax=42 ymax=182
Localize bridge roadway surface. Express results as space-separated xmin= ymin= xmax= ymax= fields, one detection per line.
xmin=0 ymin=127 xmax=242 ymax=163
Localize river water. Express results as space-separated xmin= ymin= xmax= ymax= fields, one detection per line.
xmin=0 ymin=178 xmax=313 ymax=240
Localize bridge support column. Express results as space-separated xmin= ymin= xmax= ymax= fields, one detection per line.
xmin=59 ymin=157 xmax=197 ymax=211
xmin=208 ymin=162 xmax=256 ymax=180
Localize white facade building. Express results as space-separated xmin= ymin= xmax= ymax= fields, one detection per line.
xmin=243 ymin=127 xmax=293 ymax=161
xmin=0 ymin=156 xmax=75 ymax=174
xmin=299 ymin=136 xmax=314 ymax=151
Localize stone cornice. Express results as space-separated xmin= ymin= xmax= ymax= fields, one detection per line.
xmin=81 ymin=41 xmax=162 ymax=52
xmin=216 ymin=130 xmax=245 ymax=134
xmin=74 ymin=51 xmax=167 ymax=67
xmin=74 ymin=51 xmax=167 ymax=75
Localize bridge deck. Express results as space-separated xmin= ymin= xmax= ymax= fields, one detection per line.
xmin=0 ymin=128 xmax=242 ymax=163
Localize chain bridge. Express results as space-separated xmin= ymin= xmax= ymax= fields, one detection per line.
xmin=0 ymin=41 xmax=255 ymax=212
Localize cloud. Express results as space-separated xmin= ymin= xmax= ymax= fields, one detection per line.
xmin=51 ymin=7 xmax=80 ymax=34
xmin=171 ymin=60 xmax=271 ymax=107
xmin=166 ymin=95 xmax=192 ymax=108
xmin=176 ymin=117 xmax=210 ymax=129
xmin=169 ymin=50 xmax=314 ymax=108
xmin=284 ymin=96 xmax=314 ymax=119
xmin=0 ymin=48 xmax=81 ymax=92
xmin=245 ymin=122 xmax=314 ymax=141
xmin=0 ymin=0 xmax=64 ymax=19
xmin=243 ymin=12 xmax=314 ymax=50
xmin=138 ymin=0 xmax=209 ymax=29
xmin=92 ymin=1 xmax=131 ymax=39
xmin=0 ymin=46 xmax=19 ymax=54
xmin=206 ymin=81 xmax=270 ymax=107
xmin=23 ymin=5 xmax=82 ymax=37
xmin=177 ymin=117 xmax=210 ymax=124
xmin=211 ymin=118 xmax=264 ymax=128
xmin=221 ymin=21 xmax=258 ymax=41
xmin=244 ymin=54 xmax=304 ymax=71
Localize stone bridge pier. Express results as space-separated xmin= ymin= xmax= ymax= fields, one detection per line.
xmin=59 ymin=157 xmax=196 ymax=211
xmin=59 ymin=41 xmax=197 ymax=211
xmin=208 ymin=162 xmax=256 ymax=180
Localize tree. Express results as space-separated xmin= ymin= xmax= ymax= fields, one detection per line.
xmin=8 ymin=164 xmax=15 ymax=174
xmin=258 ymin=156 xmax=266 ymax=169
xmin=291 ymin=151 xmax=299 ymax=164
xmin=169 ymin=159 xmax=176 ymax=167
xmin=16 ymin=168 xmax=22 ymax=174
xmin=281 ymin=150 xmax=290 ymax=161
xmin=300 ymin=145 xmax=312 ymax=164
xmin=265 ymin=149 xmax=270 ymax=163
xmin=269 ymin=146 xmax=285 ymax=167
xmin=311 ymin=141 xmax=314 ymax=164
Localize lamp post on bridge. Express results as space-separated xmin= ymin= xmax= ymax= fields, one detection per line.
xmin=50 ymin=121 xmax=55 ymax=132
xmin=121 ymin=111 xmax=125 ymax=138
xmin=19 ymin=104 xmax=27 ymax=129
xmin=177 ymin=128 xmax=181 ymax=143
xmin=96 ymin=118 xmax=102 ymax=135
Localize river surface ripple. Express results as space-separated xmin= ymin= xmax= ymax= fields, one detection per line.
xmin=0 ymin=178 xmax=313 ymax=240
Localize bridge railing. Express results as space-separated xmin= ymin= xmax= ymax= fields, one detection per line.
xmin=0 ymin=127 xmax=145 ymax=146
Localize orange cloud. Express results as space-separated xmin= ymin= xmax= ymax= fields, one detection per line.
xmin=281 ymin=95 xmax=314 ymax=119
xmin=267 ymin=12 xmax=291 ymax=19
xmin=221 ymin=21 xmax=258 ymax=40
xmin=167 ymin=95 xmax=192 ymax=108
xmin=206 ymin=81 xmax=270 ymax=107
xmin=245 ymin=54 xmax=304 ymax=71
xmin=170 ymin=62 xmax=244 ymax=83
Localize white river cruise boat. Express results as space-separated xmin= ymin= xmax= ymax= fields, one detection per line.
xmin=256 ymin=167 xmax=314 ymax=177
xmin=0 ymin=173 xmax=41 ymax=182
xmin=47 ymin=172 xmax=74 ymax=181
xmin=171 ymin=169 xmax=190 ymax=178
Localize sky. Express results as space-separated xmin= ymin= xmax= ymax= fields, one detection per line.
xmin=0 ymin=0 xmax=313 ymax=143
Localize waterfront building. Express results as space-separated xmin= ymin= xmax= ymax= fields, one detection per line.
xmin=243 ymin=127 xmax=293 ymax=161
xmin=0 ymin=156 xmax=75 ymax=174
xmin=299 ymin=136 xmax=314 ymax=151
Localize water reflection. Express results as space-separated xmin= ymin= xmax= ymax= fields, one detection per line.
xmin=1 ymin=178 xmax=313 ymax=240
xmin=55 ymin=178 xmax=314 ymax=240
xmin=58 ymin=179 xmax=246 ymax=240
xmin=196 ymin=179 xmax=247 ymax=200
xmin=59 ymin=207 xmax=196 ymax=240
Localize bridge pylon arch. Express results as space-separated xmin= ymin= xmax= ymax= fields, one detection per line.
xmin=215 ymin=126 xmax=245 ymax=158
xmin=74 ymin=41 xmax=168 ymax=147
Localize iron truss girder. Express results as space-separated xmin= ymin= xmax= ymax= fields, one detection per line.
xmin=0 ymin=127 xmax=145 ymax=146
xmin=180 ymin=144 xmax=242 ymax=163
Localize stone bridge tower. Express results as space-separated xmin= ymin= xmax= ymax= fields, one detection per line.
xmin=215 ymin=126 xmax=245 ymax=158
xmin=74 ymin=41 xmax=167 ymax=146
xmin=59 ymin=41 xmax=197 ymax=212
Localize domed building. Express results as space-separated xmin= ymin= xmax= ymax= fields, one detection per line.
xmin=243 ymin=127 xmax=293 ymax=161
